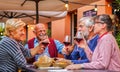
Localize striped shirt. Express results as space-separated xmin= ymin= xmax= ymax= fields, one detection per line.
xmin=0 ymin=37 xmax=32 ymax=72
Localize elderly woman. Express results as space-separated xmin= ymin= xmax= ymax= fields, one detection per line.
xmin=0 ymin=19 xmax=44 ymax=72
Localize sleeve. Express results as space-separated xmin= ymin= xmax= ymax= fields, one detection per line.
xmin=64 ymin=47 xmax=76 ymax=59
xmin=81 ymin=37 xmax=112 ymax=69
xmin=5 ymin=40 xmax=27 ymax=67
xmin=19 ymin=43 xmax=32 ymax=58
xmin=54 ymin=40 xmax=64 ymax=54
xmin=64 ymin=54 xmax=72 ymax=59
xmin=24 ymin=44 xmax=29 ymax=49
xmin=71 ymin=48 xmax=89 ymax=64
xmin=72 ymin=59 xmax=89 ymax=64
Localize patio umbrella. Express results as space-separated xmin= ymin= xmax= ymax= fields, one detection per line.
xmin=0 ymin=0 xmax=100 ymax=24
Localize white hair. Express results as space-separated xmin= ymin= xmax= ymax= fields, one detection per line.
xmin=78 ymin=17 xmax=94 ymax=27
xmin=4 ymin=18 xmax=26 ymax=36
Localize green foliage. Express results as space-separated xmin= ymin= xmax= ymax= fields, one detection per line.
xmin=0 ymin=25 xmax=5 ymax=41
xmin=47 ymin=29 xmax=51 ymax=37
xmin=115 ymin=0 xmax=120 ymax=3
xmin=115 ymin=31 xmax=120 ymax=48
xmin=113 ymin=0 xmax=120 ymax=10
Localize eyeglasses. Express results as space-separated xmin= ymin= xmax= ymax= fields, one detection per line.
xmin=95 ymin=21 xmax=104 ymax=24
xmin=78 ymin=24 xmax=85 ymax=28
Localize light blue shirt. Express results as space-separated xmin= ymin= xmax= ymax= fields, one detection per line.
xmin=24 ymin=38 xmax=64 ymax=61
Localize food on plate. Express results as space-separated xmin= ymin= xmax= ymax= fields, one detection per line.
xmin=33 ymin=55 xmax=55 ymax=68
xmin=53 ymin=59 xmax=71 ymax=68
xmin=33 ymin=55 xmax=70 ymax=68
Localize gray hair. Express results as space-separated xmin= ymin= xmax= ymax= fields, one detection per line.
xmin=4 ymin=18 xmax=26 ymax=36
xmin=78 ymin=17 xmax=94 ymax=27
xmin=94 ymin=14 xmax=113 ymax=31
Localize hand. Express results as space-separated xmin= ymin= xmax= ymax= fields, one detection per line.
xmin=30 ymin=44 xmax=45 ymax=57
xmin=75 ymin=39 xmax=86 ymax=49
xmin=65 ymin=64 xmax=81 ymax=70
xmin=40 ymin=36 xmax=50 ymax=47
xmin=37 ymin=48 xmax=45 ymax=54
xmin=62 ymin=46 xmax=71 ymax=55
xmin=35 ymin=43 xmax=45 ymax=54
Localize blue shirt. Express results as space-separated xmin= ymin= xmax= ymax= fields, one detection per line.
xmin=64 ymin=35 xmax=99 ymax=64
xmin=87 ymin=35 xmax=99 ymax=52
xmin=64 ymin=45 xmax=89 ymax=64
xmin=25 ymin=38 xmax=64 ymax=61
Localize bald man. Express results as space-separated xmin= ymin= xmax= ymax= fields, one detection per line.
xmin=25 ymin=23 xmax=64 ymax=64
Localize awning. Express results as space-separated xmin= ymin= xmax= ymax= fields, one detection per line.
xmin=0 ymin=0 xmax=100 ymax=24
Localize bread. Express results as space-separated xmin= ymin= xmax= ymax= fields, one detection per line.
xmin=33 ymin=55 xmax=70 ymax=68
xmin=33 ymin=55 xmax=55 ymax=67
xmin=53 ymin=60 xmax=70 ymax=68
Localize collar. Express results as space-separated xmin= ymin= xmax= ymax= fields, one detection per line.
xmin=34 ymin=38 xmax=39 ymax=43
xmin=99 ymin=32 xmax=108 ymax=40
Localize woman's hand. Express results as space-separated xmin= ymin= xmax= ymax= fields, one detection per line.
xmin=65 ymin=64 xmax=82 ymax=70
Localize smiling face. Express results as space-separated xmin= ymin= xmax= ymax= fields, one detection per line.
xmin=34 ymin=24 xmax=47 ymax=41
xmin=5 ymin=19 xmax=26 ymax=42
xmin=10 ymin=26 xmax=25 ymax=41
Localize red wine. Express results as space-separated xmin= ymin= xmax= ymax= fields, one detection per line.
xmin=63 ymin=42 xmax=70 ymax=46
xmin=74 ymin=38 xmax=83 ymax=43
xmin=41 ymin=42 xmax=49 ymax=47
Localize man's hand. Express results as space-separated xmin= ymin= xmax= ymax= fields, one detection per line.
xmin=30 ymin=44 xmax=45 ymax=57
xmin=62 ymin=46 xmax=70 ymax=55
xmin=62 ymin=45 xmax=74 ymax=55
xmin=65 ymin=64 xmax=82 ymax=70
xmin=36 ymin=42 xmax=46 ymax=54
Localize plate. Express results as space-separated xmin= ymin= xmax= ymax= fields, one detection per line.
xmin=38 ymin=67 xmax=62 ymax=70
xmin=48 ymin=69 xmax=73 ymax=72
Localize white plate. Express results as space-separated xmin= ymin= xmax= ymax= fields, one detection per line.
xmin=38 ymin=67 xmax=62 ymax=70
xmin=48 ymin=69 xmax=73 ymax=72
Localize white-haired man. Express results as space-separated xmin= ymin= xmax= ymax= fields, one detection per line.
xmin=61 ymin=17 xmax=98 ymax=64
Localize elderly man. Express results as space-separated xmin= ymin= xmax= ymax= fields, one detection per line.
xmin=25 ymin=23 xmax=64 ymax=64
xmin=62 ymin=17 xmax=98 ymax=64
xmin=66 ymin=14 xmax=120 ymax=71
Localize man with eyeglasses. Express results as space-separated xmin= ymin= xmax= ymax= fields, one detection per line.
xmin=65 ymin=14 xmax=120 ymax=71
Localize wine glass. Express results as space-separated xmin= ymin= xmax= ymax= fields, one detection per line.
xmin=63 ymin=35 xmax=71 ymax=46
xmin=62 ymin=35 xmax=71 ymax=54
xmin=74 ymin=31 xmax=83 ymax=43
xmin=37 ymin=34 xmax=50 ymax=59
xmin=41 ymin=35 xmax=50 ymax=47
xmin=39 ymin=34 xmax=50 ymax=47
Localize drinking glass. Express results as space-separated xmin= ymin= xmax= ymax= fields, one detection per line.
xmin=39 ymin=34 xmax=50 ymax=47
xmin=74 ymin=31 xmax=83 ymax=43
xmin=63 ymin=35 xmax=71 ymax=46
